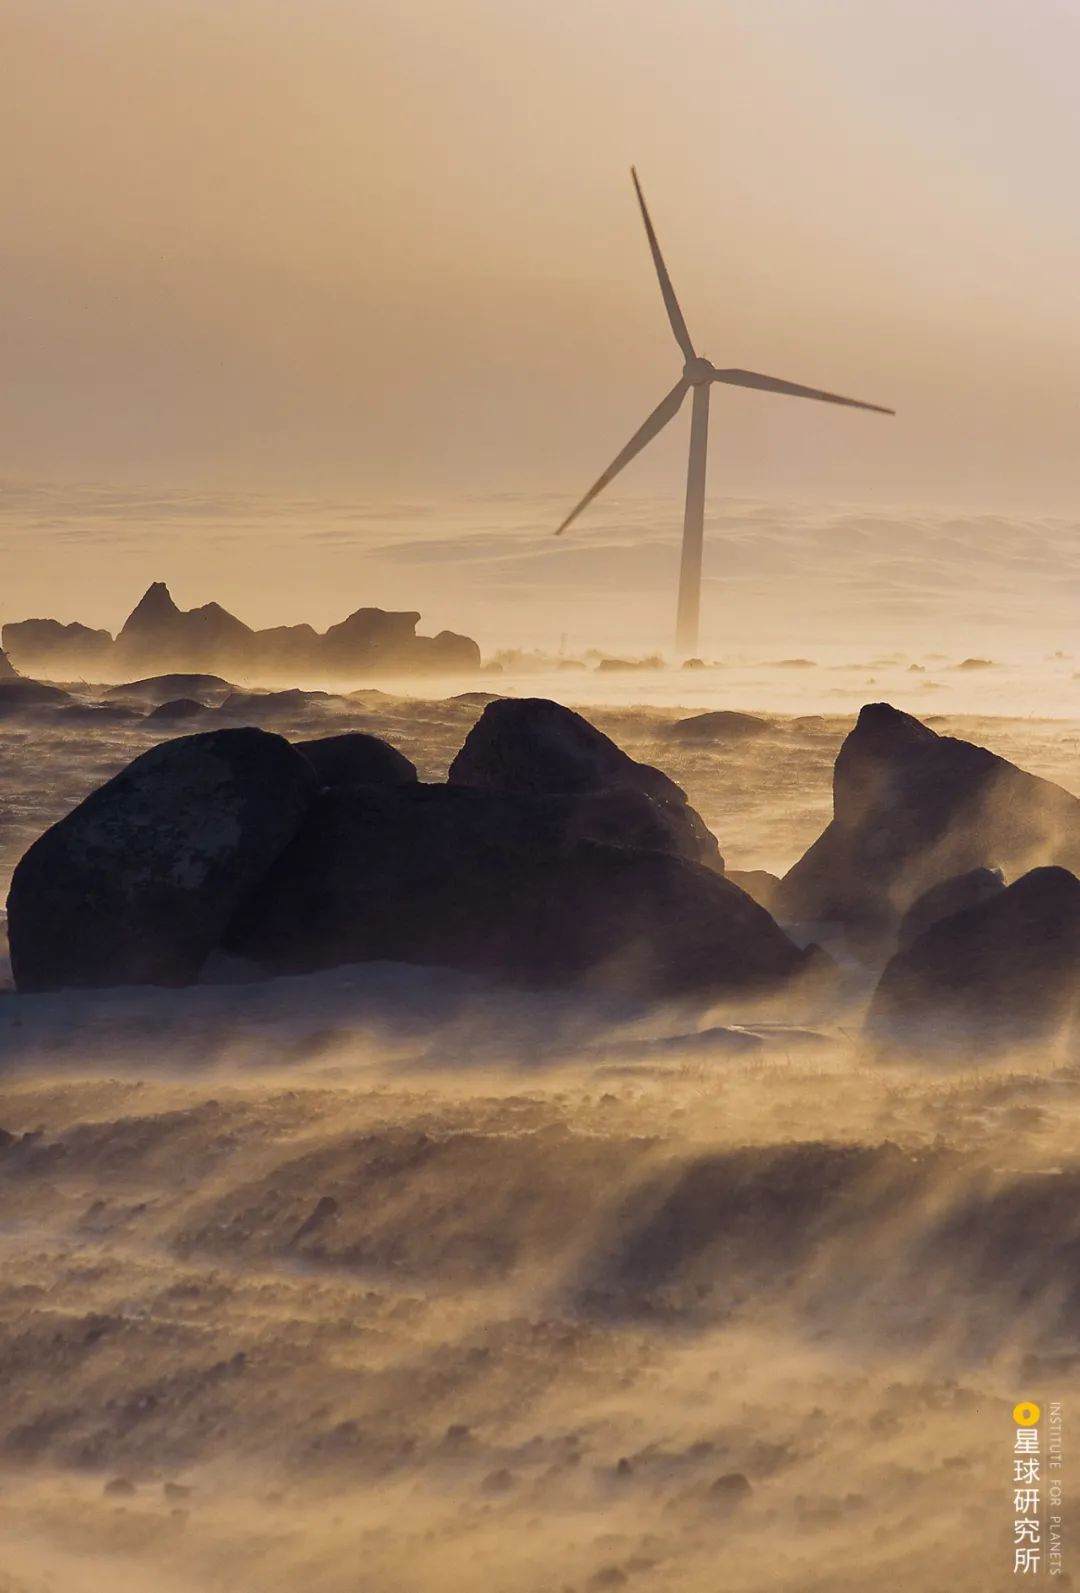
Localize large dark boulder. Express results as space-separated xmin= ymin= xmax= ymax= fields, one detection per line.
xmin=867 ymin=867 xmax=1080 ymax=1051
xmin=773 ymin=703 xmax=1080 ymax=954
xmin=7 ymin=729 xmax=316 ymax=991
xmin=448 ymin=698 xmax=722 ymax=871
xmin=225 ymin=784 xmax=811 ymax=999
xmin=295 ymin=733 xmax=418 ymax=788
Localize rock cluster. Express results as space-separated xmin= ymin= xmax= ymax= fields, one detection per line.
xmin=6 ymin=699 xmax=815 ymax=1001
xmin=10 ymin=692 xmax=1078 ymax=1049
xmin=768 ymin=702 xmax=1080 ymax=1051
xmin=773 ymin=702 xmax=1080 ymax=954
xmin=2 ymin=582 xmax=482 ymax=679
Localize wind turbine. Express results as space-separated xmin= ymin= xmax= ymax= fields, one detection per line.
xmin=556 ymin=169 xmax=894 ymax=656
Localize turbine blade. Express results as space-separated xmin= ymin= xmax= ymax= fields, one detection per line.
xmin=631 ymin=168 xmax=695 ymax=363
xmin=555 ymin=380 xmax=690 ymax=536
xmin=710 ymin=367 xmax=894 ymax=415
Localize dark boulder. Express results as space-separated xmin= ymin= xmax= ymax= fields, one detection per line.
xmin=105 ymin=674 xmax=234 ymax=706
xmin=55 ymin=703 xmax=142 ymax=725
xmin=295 ymin=733 xmax=418 ymax=788
xmin=145 ymin=698 xmax=210 ymax=723
xmin=896 ymin=867 xmax=1006 ymax=950
xmin=216 ymin=689 xmax=338 ymax=721
xmin=867 ymin=867 xmax=1080 ymax=1051
xmin=0 ymin=680 xmax=71 ymax=706
xmin=0 ymin=648 xmax=17 ymax=680
xmin=7 ymin=728 xmax=316 ymax=991
xmin=448 ymin=698 xmax=722 ymax=871
xmin=225 ymin=784 xmax=812 ymax=999
xmin=773 ymin=703 xmax=1080 ymax=955
xmin=665 ymin=710 xmax=771 ymax=742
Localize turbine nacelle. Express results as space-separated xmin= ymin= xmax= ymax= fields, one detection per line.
xmin=683 ymin=356 xmax=714 ymax=386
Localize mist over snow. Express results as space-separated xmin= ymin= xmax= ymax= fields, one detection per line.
xmin=4 ymin=481 xmax=1080 ymax=677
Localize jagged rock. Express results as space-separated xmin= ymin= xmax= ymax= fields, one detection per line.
xmin=1 ymin=618 xmax=113 ymax=676
xmin=295 ymin=733 xmax=418 ymax=788
xmin=665 ymin=711 xmax=771 ymax=742
xmin=105 ymin=674 xmax=234 ymax=705
xmin=7 ymin=729 xmax=317 ymax=991
xmin=116 ymin=584 xmax=255 ymax=671
xmin=867 ymin=867 xmax=1080 ymax=1050
xmin=448 ymin=698 xmax=722 ymax=871
xmin=773 ymin=703 xmax=1080 ymax=955
xmin=0 ymin=648 xmax=17 ymax=680
xmin=224 ymin=784 xmax=813 ymax=998
xmin=896 ymin=867 xmax=1006 ymax=950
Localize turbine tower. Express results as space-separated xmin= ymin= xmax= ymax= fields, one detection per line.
xmin=556 ymin=169 xmax=894 ymax=656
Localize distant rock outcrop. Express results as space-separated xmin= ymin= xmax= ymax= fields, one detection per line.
xmin=7 ymin=728 xmax=316 ymax=991
xmin=224 ymin=784 xmax=811 ymax=999
xmin=773 ymin=703 xmax=1080 ymax=955
xmin=105 ymin=673 xmax=235 ymax=706
xmin=448 ymin=697 xmax=723 ymax=872
xmin=0 ymin=648 xmax=18 ymax=680
xmin=665 ymin=711 xmax=772 ymax=742
xmin=2 ymin=583 xmax=483 ymax=680
xmin=115 ymin=582 xmax=254 ymax=672
xmin=0 ymin=618 xmax=113 ymax=675
xmin=867 ymin=866 xmax=1080 ymax=1051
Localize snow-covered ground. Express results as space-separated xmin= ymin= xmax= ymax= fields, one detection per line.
xmin=1 ymin=685 xmax=1078 ymax=1591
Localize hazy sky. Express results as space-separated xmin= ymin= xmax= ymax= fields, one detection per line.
xmin=6 ymin=0 xmax=1080 ymax=511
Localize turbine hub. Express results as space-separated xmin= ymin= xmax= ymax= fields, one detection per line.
xmin=684 ymin=356 xmax=714 ymax=386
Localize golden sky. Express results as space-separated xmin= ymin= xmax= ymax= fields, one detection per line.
xmin=5 ymin=0 xmax=1080 ymax=509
